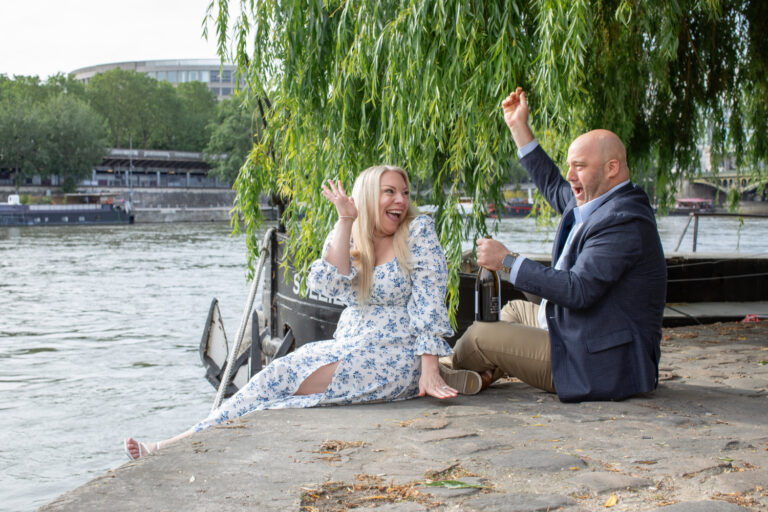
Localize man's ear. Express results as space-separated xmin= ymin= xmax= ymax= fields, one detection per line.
xmin=604 ymin=159 xmax=620 ymax=179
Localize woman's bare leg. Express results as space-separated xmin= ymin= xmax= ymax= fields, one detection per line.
xmin=294 ymin=361 xmax=339 ymax=395
xmin=124 ymin=429 xmax=193 ymax=459
xmin=125 ymin=361 xmax=340 ymax=459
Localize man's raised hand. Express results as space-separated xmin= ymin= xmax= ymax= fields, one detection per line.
xmin=501 ymin=87 xmax=534 ymax=149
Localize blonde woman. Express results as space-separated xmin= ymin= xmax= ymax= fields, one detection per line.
xmin=125 ymin=165 xmax=481 ymax=459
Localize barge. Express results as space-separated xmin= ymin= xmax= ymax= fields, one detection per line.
xmin=0 ymin=194 xmax=134 ymax=226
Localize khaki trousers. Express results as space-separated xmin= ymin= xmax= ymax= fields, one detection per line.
xmin=452 ymin=300 xmax=555 ymax=393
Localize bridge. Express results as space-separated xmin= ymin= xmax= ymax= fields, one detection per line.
xmin=681 ymin=170 xmax=767 ymax=203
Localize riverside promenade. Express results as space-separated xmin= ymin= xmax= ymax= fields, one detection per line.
xmin=42 ymin=321 xmax=768 ymax=512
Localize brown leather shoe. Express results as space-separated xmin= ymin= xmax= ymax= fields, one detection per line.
xmin=439 ymin=364 xmax=482 ymax=395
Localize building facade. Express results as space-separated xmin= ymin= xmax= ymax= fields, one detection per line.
xmin=71 ymin=59 xmax=241 ymax=99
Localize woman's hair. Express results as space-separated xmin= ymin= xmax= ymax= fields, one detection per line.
xmin=349 ymin=165 xmax=420 ymax=301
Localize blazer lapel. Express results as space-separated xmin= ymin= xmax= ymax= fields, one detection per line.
xmin=552 ymin=207 xmax=576 ymax=264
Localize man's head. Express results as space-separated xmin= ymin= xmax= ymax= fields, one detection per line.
xmin=565 ymin=129 xmax=630 ymax=206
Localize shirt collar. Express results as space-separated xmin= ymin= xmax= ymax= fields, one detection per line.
xmin=574 ymin=179 xmax=630 ymax=223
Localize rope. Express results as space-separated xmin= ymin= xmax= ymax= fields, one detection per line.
xmin=211 ymin=227 xmax=275 ymax=412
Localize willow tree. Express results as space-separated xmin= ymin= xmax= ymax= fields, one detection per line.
xmin=208 ymin=0 xmax=768 ymax=318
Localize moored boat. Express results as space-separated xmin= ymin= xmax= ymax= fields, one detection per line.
xmin=488 ymin=198 xmax=534 ymax=218
xmin=0 ymin=194 xmax=134 ymax=226
xmin=667 ymin=197 xmax=715 ymax=216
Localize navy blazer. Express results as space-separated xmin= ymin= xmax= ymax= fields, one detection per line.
xmin=515 ymin=146 xmax=666 ymax=402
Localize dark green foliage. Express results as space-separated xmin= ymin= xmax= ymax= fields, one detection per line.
xmin=0 ymin=77 xmax=107 ymax=192
xmin=176 ymin=82 xmax=218 ymax=152
xmin=85 ymin=69 xmax=217 ymax=151
xmin=41 ymin=94 xmax=108 ymax=188
xmin=204 ymin=91 xmax=259 ymax=184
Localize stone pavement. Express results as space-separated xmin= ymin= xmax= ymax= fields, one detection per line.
xmin=41 ymin=321 xmax=768 ymax=511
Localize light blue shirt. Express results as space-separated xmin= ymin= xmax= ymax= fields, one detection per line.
xmin=507 ymin=139 xmax=630 ymax=328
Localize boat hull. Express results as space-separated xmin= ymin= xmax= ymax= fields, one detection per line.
xmin=0 ymin=204 xmax=134 ymax=226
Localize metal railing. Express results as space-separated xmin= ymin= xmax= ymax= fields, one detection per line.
xmin=674 ymin=211 xmax=768 ymax=252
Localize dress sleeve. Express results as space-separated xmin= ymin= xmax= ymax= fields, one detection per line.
xmin=407 ymin=215 xmax=454 ymax=356
xmin=307 ymin=228 xmax=358 ymax=305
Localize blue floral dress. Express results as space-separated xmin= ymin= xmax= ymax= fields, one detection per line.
xmin=193 ymin=215 xmax=453 ymax=432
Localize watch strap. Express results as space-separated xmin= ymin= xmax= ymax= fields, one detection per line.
xmin=501 ymin=252 xmax=519 ymax=273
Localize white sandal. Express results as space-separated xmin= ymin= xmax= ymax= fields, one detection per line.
xmin=123 ymin=438 xmax=156 ymax=460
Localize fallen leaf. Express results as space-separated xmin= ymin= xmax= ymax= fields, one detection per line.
xmin=604 ymin=493 xmax=618 ymax=507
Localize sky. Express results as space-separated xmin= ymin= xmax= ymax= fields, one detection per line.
xmin=0 ymin=0 xmax=234 ymax=79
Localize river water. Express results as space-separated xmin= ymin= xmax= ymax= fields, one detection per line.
xmin=1 ymin=215 xmax=767 ymax=511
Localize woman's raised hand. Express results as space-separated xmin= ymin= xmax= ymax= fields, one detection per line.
xmin=321 ymin=179 xmax=357 ymax=221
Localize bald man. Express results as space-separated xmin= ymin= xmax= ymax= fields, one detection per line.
xmin=450 ymin=87 xmax=667 ymax=402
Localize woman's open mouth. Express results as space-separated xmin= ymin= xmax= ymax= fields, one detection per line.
xmin=385 ymin=209 xmax=402 ymax=221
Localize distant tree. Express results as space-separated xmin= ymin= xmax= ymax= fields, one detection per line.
xmin=45 ymin=73 xmax=88 ymax=100
xmin=86 ymin=69 xmax=179 ymax=149
xmin=176 ymin=81 xmax=218 ymax=152
xmin=41 ymin=95 xmax=108 ymax=192
xmin=143 ymin=80 xmax=181 ymax=150
xmin=204 ymin=92 xmax=261 ymax=184
xmin=85 ymin=69 xmax=217 ymax=151
xmin=0 ymin=97 xmax=46 ymax=192
xmin=0 ymin=76 xmax=108 ymax=192
xmin=0 ymin=75 xmax=50 ymax=104
xmin=86 ymin=69 xmax=144 ymax=148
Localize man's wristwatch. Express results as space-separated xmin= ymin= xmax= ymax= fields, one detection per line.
xmin=501 ymin=252 xmax=519 ymax=273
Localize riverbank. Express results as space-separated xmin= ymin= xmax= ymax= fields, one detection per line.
xmin=41 ymin=320 xmax=768 ymax=511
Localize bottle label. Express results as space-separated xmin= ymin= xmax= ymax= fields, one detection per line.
xmin=489 ymin=296 xmax=499 ymax=316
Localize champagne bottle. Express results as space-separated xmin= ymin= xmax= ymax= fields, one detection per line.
xmin=475 ymin=265 xmax=501 ymax=322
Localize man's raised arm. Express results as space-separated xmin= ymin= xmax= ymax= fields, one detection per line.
xmin=501 ymin=87 xmax=535 ymax=150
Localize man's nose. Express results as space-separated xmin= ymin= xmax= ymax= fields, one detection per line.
xmin=565 ymin=167 xmax=577 ymax=182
